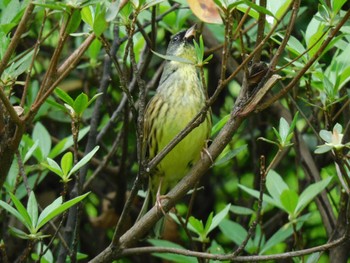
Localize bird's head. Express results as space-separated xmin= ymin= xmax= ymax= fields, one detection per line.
xmin=166 ymin=25 xmax=197 ymax=63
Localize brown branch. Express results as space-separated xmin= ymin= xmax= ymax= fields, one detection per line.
xmin=253 ymin=0 xmax=266 ymax=62
xmin=115 ymin=234 xmax=345 ymax=261
xmin=269 ymin=0 xmax=300 ymax=69
xmin=89 ymin=55 xmax=277 ymax=262
xmin=25 ymin=33 xmax=96 ymax=122
xmin=258 ymin=8 xmax=350 ymax=111
xmin=0 ymin=2 xmax=35 ymax=76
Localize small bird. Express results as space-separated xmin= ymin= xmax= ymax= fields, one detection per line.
xmin=143 ymin=25 xmax=211 ymax=210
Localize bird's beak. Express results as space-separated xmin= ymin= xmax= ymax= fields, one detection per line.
xmin=184 ymin=24 xmax=197 ymax=39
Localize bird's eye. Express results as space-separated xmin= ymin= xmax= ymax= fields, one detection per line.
xmin=172 ymin=35 xmax=180 ymax=42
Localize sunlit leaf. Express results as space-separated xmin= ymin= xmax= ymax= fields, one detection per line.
xmin=187 ymin=0 xmax=222 ymax=24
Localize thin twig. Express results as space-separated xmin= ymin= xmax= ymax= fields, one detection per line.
xmin=258 ymin=8 xmax=350 ymax=111
xmin=0 ymin=3 xmax=35 ymax=76
xmin=117 ymin=235 xmax=346 ymax=261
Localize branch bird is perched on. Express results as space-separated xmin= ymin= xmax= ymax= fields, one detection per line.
xmin=143 ymin=25 xmax=212 ymax=211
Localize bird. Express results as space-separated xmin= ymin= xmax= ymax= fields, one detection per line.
xmin=143 ymin=24 xmax=212 ymax=212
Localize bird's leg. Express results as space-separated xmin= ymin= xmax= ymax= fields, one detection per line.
xmin=156 ymin=177 xmax=170 ymax=216
xmin=201 ymin=140 xmax=213 ymax=164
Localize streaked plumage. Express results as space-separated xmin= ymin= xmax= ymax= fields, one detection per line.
xmin=143 ymin=26 xmax=211 ymax=203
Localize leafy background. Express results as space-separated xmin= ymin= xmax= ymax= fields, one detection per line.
xmin=0 ymin=0 xmax=350 ymax=262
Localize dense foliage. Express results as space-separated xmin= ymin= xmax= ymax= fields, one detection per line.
xmin=0 ymin=0 xmax=349 ymax=262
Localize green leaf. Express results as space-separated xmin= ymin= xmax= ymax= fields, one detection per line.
xmin=238 ymin=184 xmax=279 ymax=208
xmin=49 ymin=126 xmax=90 ymax=158
xmin=242 ymin=0 xmax=275 ymax=18
xmin=68 ymin=146 xmax=99 ymax=177
xmin=219 ymin=219 xmax=253 ymax=251
xmin=259 ymin=223 xmax=293 ymax=254
xmin=260 ymin=213 xmax=310 ymax=254
xmin=230 ymin=205 xmax=254 ymax=215
xmin=24 ymin=140 xmax=39 ymax=164
xmin=9 ymin=226 xmax=30 ymax=239
xmin=86 ymin=92 xmax=103 ymax=108
xmin=27 ymin=191 xmax=38 ymax=230
xmin=105 ymin=0 xmax=120 ymax=22
xmin=295 ymin=177 xmax=332 ymax=215
xmin=306 ymin=252 xmax=321 ymax=263
xmin=42 ymin=158 xmax=63 ymax=177
xmin=214 ymin=145 xmax=247 ymax=166
xmin=36 ymin=196 xmax=63 ymax=229
xmin=188 ymin=216 xmax=204 ymax=235
xmin=148 ymin=239 xmax=197 ymax=263
xmin=61 ymin=152 xmax=73 ymax=177
xmin=81 ymin=6 xmax=94 ymax=27
xmin=73 ymin=93 xmax=89 ymax=116
xmin=272 ymin=127 xmax=282 ymax=143
xmin=211 ymin=114 xmax=229 ymax=136
xmin=93 ymin=9 xmax=107 ymax=37
xmin=5 ymin=50 xmax=35 ymax=80
xmin=305 ymin=17 xmax=326 ymax=58
xmin=66 ymin=8 xmax=81 ymax=34
xmin=280 ymin=189 xmax=299 ymax=215
xmin=0 ymin=200 xmax=27 ymax=229
xmin=32 ymin=122 xmax=52 ymax=160
xmin=36 ymin=192 xmax=90 ymax=230
xmin=279 ymin=117 xmax=290 ymax=142
xmin=266 ymin=170 xmax=289 ymax=207
xmin=208 ymin=204 xmax=231 ymax=233
xmin=152 ymin=50 xmax=194 ymax=64
xmin=9 ymin=192 xmax=32 ymax=230
xmin=204 ymin=212 xmax=213 ymax=235
xmin=142 ymin=0 xmax=165 ymax=10
xmin=55 ymin=87 xmax=74 ymax=106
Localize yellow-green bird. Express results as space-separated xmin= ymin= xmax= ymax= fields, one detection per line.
xmin=143 ymin=25 xmax=211 ymax=209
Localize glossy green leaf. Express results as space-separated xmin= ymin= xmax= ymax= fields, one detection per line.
xmin=188 ymin=216 xmax=204 ymax=234
xmin=81 ymin=6 xmax=94 ymax=27
xmin=208 ymin=203 xmax=231 ymax=233
xmin=214 ymin=145 xmax=247 ymax=166
xmin=36 ymin=196 xmax=63 ymax=229
xmin=295 ymin=177 xmax=332 ymax=214
xmin=0 ymin=199 xmax=27 ymax=229
xmin=36 ymin=192 xmax=90 ymax=230
xmin=61 ymin=152 xmax=73 ymax=177
xmin=148 ymin=239 xmax=197 ymax=263
xmin=68 ymin=146 xmax=99 ymax=176
xmin=9 ymin=192 xmax=32 ymax=230
xmin=211 ymin=114 xmax=229 ymax=136
xmin=27 ymin=191 xmax=38 ymax=229
xmin=49 ymin=126 xmax=90 ymax=158
xmin=280 ymin=189 xmax=299 ymax=215
xmin=9 ymin=226 xmax=30 ymax=239
xmin=219 ymin=219 xmax=253 ymax=251
xmin=266 ymin=170 xmax=289 ymax=207
xmin=152 ymin=50 xmax=194 ymax=64
xmin=24 ymin=140 xmax=39 ymax=164
xmin=279 ymin=117 xmax=290 ymax=143
xmin=55 ymin=88 xmax=74 ymax=106
xmin=43 ymin=158 xmax=63 ymax=177
xmin=230 ymin=205 xmax=254 ymax=215
xmin=238 ymin=184 xmax=279 ymax=207
xmin=73 ymin=93 xmax=89 ymax=116
xmin=66 ymin=8 xmax=81 ymax=34
xmin=93 ymin=9 xmax=107 ymax=37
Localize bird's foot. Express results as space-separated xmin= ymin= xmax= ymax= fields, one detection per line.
xmin=155 ymin=178 xmax=170 ymax=216
xmin=201 ymin=147 xmax=213 ymax=164
xmin=156 ymin=192 xmax=170 ymax=216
